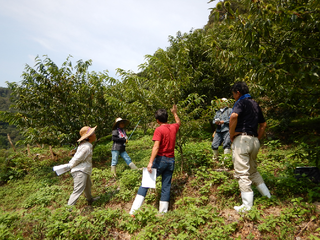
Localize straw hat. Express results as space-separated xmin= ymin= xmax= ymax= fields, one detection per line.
xmin=112 ymin=118 xmax=130 ymax=130
xmin=77 ymin=126 xmax=97 ymax=142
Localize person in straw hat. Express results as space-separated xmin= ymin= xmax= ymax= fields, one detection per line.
xmin=111 ymin=117 xmax=138 ymax=176
xmin=67 ymin=126 xmax=100 ymax=206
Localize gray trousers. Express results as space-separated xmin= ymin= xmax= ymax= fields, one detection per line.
xmin=67 ymin=171 xmax=92 ymax=205
xmin=212 ymin=131 xmax=231 ymax=150
xmin=232 ymin=135 xmax=265 ymax=192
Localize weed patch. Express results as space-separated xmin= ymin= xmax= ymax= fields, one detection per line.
xmin=0 ymin=136 xmax=319 ymax=239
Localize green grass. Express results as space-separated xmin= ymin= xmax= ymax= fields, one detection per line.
xmin=0 ymin=132 xmax=320 ymax=239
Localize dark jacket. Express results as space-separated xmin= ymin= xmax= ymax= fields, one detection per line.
xmin=112 ymin=129 xmax=126 ymax=151
xmin=232 ymin=97 xmax=265 ymax=137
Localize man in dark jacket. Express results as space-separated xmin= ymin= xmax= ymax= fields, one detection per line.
xmin=229 ymin=82 xmax=271 ymax=213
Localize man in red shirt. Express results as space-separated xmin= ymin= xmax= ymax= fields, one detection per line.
xmin=130 ymin=105 xmax=181 ymax=216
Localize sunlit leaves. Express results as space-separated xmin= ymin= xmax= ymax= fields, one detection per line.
xmin=5 ymin=56 xmax=113 ymax=145
xmin=226 ymin=0 xmax=320 ymax=117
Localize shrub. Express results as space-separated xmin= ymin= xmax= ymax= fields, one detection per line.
xmin=177 ymin=141 xmax=212 ymax=173
xmin=0 ymin=223 xmax=15 ymax=240
xmin=0 ymin=211 xmax=20 ymax=240
xmin=0 ymin=212 xmax=19 ymax=228
xmin=115 ymin=169 xmax=142 ymax=202
xmin=119 ymin=169 xmax=141 ymax=190
xmin=93 ymin=143 xmax=112 ymax=162
xmin=22 ymin=185 xmax=63 ymax=208
xmin=0 ymin=155 xmax=29 ymax=183
xmin=91 ymin=168 xmax=112 ymax=183
xmin=44 ymin=206 xmax=78 ymax=239
xmin=217 ymin=178 xmax=240 ymax=197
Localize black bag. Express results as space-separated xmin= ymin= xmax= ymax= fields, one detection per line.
xmin=294 ymin=167 xmax=320 ymax=183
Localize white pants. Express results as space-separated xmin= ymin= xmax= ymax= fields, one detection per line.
xmin=232 ymin=135 xmax=265 ymax=192
xmin=68 ymin=171 xmax=92 ymax=205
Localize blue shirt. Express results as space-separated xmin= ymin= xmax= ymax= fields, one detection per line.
xmin=213 ymin=107 xmax=232 ymax=132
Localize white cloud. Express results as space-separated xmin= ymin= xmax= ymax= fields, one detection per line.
xmin=0 ymin=0 xmax=214 ymax=87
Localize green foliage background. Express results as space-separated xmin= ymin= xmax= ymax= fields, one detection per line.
xmin=0 ymin=88 xmax=21 ymax=150
xmin=0 ymin=0 xmax=320 ymax=238
xmin=0 ymin=0 xmax=319 ymax=150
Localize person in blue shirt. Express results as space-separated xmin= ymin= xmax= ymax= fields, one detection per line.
xmin=211 ymin=98 xmax=232 ymax=163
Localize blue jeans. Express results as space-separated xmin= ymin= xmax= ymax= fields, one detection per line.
xmin=111 ymin=150 xmax=132 ymax=166
xmin=137 ymin=155 xmax=175 ymax=202
xmin=211 ymin=131 xmax=231 ymax=150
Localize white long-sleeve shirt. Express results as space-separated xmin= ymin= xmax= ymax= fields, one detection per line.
xmin=69 ymin=141 xmax=93 ymax=175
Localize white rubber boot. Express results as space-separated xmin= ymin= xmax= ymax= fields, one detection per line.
xmin=256 ymin=183 xmax=271 ymax=198
xmin=222 ymin=149 xmax=231 ymax=167
xmin=129 ymin=194 xmax=144 ymax=216
xmin=234 ymin=192 xmax=254 ymax=213
xmin=213 ymin=150 xmax=219 ymax=160
xmin=111 ymin=166 xmax=117 ymax=176
xmin=159 ymin=201 xmax=169 ymax=213
xmin=129 ymin=162 xmax=138 ymax=170
xmin=223 ymin=148 xmax=231 ymax=155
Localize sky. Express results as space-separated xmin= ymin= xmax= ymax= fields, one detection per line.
xmin=0 ymin=0 xmax=216 ymax=88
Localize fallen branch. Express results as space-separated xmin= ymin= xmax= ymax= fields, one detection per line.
xmin=296 ymin=217 xmax=315 ymax=237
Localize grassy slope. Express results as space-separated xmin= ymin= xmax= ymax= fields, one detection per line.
xmin=0 ymin=131 xmax=320 ymax=239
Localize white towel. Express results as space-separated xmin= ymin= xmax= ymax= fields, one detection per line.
xmin=53 ymin=164 xmax=70 ymax=176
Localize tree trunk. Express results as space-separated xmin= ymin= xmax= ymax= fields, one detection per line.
xmin=49 ymin=145 xmax=55 ymax=160
xmin=176 ymin=131 xmax=184 ymax=173
xmin=179 ymin=144 xmax=184 ymax=173
xmin=7 ymin=134 xmax=16 ymax=152
xmin=27 ymin=144 xmax=31 ymax=156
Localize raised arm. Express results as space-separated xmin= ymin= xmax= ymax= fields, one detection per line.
xmin=171 ymin=104 xmax=181 ymax=126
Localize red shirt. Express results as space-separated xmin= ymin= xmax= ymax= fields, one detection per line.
xmin=152 ymin=123 xmax=180 ymax=158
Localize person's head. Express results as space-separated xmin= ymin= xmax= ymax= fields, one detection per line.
xmin=217 ymin=98 xmax=228 ymax=108
xmin=77 ymin=126 xmax=97 ymax=143
xmin=231 ymin=81 xmax=249 ymax=101
xmin=112 ymin=117 xmax=130 ymax=130
xmin=155 ymin=109 xmax=168 ymax=124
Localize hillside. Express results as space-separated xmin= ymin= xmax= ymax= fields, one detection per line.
xmin=0 ymin=87 xmax=22 ymax=150
xmin=0 ymin=130 xmax=319 ymax=239
xmin=0 ymin=0 xmax=319 ymax=238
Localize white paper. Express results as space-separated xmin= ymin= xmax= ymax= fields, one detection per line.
xmin=141 ymin=168 xmax=157 ymax=188
xmin=53 ymin=164 xmax=70 ymax=176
